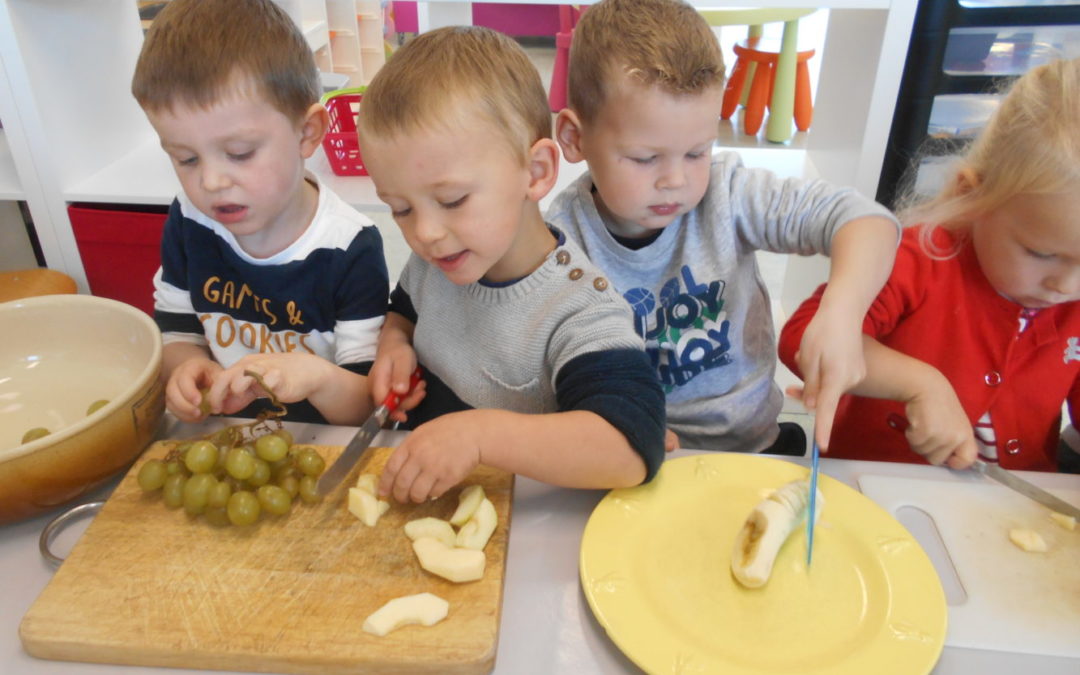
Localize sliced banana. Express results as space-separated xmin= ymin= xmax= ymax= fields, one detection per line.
xmin=731 ymin=479 xmax=823 ymax=588
xmin=1049 ymin=511 xmax=1076 ymax=531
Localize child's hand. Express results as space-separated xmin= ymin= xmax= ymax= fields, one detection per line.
xmin=664 ymin=428 xmax=680 ymax=453
xmin=205 ymin=352 xmax=334 ymax=415
xmin=165 ymin=356 xmax=222 ymax=423
xmin=377 ymin=412 xmax=481 ymax=503
xmin=370 ymin=341 xmax=424 ymax=424
xmin=794 ymin=308 xmax=868 ymax=450
xmin=901 ymin=373 xmax=978 ymax=469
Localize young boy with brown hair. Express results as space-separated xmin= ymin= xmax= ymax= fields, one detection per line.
xmin=132 ymin=0 xmax=390 ymax=425
xmin=548 ymin=0 xmax=900 ymax=453
xmin=359 ymin=26 xmax=666 ymax=503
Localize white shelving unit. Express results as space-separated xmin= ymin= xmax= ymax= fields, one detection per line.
xmin=0 ymin=0 xmax=387 ymax=289
xmin=0 ymin=0 xmax=915 ymax=292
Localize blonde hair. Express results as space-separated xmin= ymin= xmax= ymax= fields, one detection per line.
xmin=132 ymin=0 xmax=320 ymax=122
xmin=568 ymin=0 xmax=725 ymax=124
xmin=898 ymin=57 xmax=1080 ymax=256
xmin=357 ymin=26 xmax=551 ymax=164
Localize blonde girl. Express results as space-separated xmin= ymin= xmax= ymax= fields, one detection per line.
xmin=780 ymin=57 xmax=1080 ymax=472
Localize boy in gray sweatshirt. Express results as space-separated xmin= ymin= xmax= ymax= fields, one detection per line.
xmin=547 ymin=0 xmax=900 ymax=453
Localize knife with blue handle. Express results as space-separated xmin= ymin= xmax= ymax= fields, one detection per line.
xmin=806 ymin=440 xmax=820 ymax=565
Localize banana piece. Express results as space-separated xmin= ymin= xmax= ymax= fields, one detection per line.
xmin=731 ymin=479 xmax=824 ymax=588
xmin=1009 ymin=528 xmax=1048 ymax=552
xmin=1049 ymin=512 xmax=1076 ymax=531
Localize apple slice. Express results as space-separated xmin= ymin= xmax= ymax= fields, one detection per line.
xmin=362 ymin=592 xmax=449 ymax=637
xmin=412 ymin=537 xmax=485 ymax=582
xmin=356 ymin=473 xmax=379 ymax=494
xmin=449 ymin=485 xmax=485 ymax=526
xmin=349 ymin=487 xmax=390 ymax=527
xmin=455 ymin=497 xmax=497 ymax=551
xmin=404 ymin=517 xmax=457 ymax=547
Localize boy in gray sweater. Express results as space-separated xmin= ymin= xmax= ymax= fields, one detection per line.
xmin=547 ymin=0 xmax=900 ymax=453
xmin=358 ymin=27 xmax=666 ymax=503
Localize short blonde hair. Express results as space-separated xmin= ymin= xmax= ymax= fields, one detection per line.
xmin=568 ymin=0 xmax=725 ymax=124
xmin=132 ymin=0 xmax=320 ymax=122
xmin=899 ymin=58 xmax=1080 ymax=254
xmin=358 ymin=26 xmax=551 ymax=164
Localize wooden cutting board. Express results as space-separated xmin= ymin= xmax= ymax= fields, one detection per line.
xmin=20 ymin=442 xmax=514 ymax=674
xmin=859 ymin=475 xmax=1079 ymax=659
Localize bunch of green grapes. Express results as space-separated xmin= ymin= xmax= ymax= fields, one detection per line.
xmin=136 ymin=425 xmax=326 ymax=527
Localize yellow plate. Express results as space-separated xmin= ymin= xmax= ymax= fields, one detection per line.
xmin=579 ymin=454 xmax=947 ymax=674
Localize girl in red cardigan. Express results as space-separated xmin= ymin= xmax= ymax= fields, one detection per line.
xmin=780 ymin=58 xmax=1080 ymax=472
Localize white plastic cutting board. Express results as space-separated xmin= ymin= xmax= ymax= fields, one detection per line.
xmin=858 ymin=475 xmax=1080 ymax=659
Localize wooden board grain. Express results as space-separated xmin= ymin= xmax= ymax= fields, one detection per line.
xmin=20 ymin=442 xmax=514 ymax=675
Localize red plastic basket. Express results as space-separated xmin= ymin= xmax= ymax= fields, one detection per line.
xmin=321 ymin=87 xmax=367 ymax=176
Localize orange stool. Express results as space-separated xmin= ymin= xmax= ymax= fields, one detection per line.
xmin=722 ymin=38 xmax=814 ymax=140
xmin=548 ymin=5 xmax=583 ymax=112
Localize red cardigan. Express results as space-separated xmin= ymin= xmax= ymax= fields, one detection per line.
xmin=779 ymin=225 xmax=1080 ymax=471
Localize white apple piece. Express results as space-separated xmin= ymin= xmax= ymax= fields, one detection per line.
xmin=348 ymin=473 xmax=390 ymax=527
xmin=404 ymin=517 xmax=457 ymax=547
xmin=355 ymin=472 xmax=379 ymax=494
xmin=412 ymin=536 xmax=486 ymax=582
xmin=362 ymin=592 xmax=450 ymax=637
xmin=450 ymin=484 xmax=486 ymax=526
xmin=1009 ymin=528 xmax=1048 ymax=552
xmin=455 ymin=497 xmax=498 ymax=551
xmin=731 ymin=479 xmax=824 ymax=589
xmin=1049 ymin=511 xmax=1076 ymax=531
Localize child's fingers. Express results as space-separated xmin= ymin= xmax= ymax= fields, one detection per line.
xmin=398 ymin=382 xmax=427 ymax=411
xmin=377 ymin=446 xmax=407 ymax=498
xmin=812 ymin=385 xmax=841 ymax=452
xmin=407 ymin=471 xmax=438 ymax=503
xmin=390 ymin=460 xmax=423 ymax=504
xmin=664 ymin=429 xmax=680 ymax=452
xmin=944 ymin=438 xmax=978 ymax=470
xmin=784 ymin=384 xmax=806 ymax=402
xmin=392 ymin=359 xmax=419 ymax=394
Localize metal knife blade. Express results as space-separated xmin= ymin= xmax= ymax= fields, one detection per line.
xmin=315 ymin=405 xmax=389 ymax=495
xmin=315 ymin=367 xmax=423 ymax=496
xmin=806 ymin=440 xmax=820 ymax=565
xmin=972 ymin=459 xmax=1080 ymax=520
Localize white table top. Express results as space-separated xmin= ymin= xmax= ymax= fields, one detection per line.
xmin=2 ymin=417 xmax=1079 ymax=675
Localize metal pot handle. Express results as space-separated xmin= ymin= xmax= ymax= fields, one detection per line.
xmin=39 ymin=501 xmax=104 ymax=566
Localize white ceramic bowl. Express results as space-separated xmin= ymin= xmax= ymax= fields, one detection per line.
xmin=0 ymin=294 xmax=164 ymax=524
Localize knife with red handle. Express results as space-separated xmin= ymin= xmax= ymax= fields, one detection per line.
xmin=315 ymin=367 xmax=423 ymax=496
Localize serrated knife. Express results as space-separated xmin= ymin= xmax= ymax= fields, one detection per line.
xmin=316 ymin=368 xmax=422 ymax=496
xmin=971 ymin=459 xmax=1080 ymax=520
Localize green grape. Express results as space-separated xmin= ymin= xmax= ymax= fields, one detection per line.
xmin=207 ymin=479 xmax=232 ymax=508
xmin=256 ymin=484 xmax=292 ymax=516
xmin=137 ymin=459 xmax=168 ymax=491
xmin=21 ymin=427 xmax=50 ymax=444
xmin=164 ymin=460 xmax=185 ymax=476
xmin=203 ymin=506 xmax=231 ymax=527
xmin=298 ymin=475 xmax=320 ymax=504
xmin=272 ymin=428 xmax=294 ymax=447
xmin=182 ymin=473 xmax=215 ymax=515
xmin=184 ymin=440 xmax=218 ymax=474
xmin=227 ymin=490 xmax=261 ymax=526
xmin=247 ymin=458 xmax=271 ymax=487
xmin=225 ymin=447 xmax=256 ymax=480
xmin=86 ymin=399 xmax=110 ymax=416
xmin=274 ymin=463 xmax=299 ymax=483
xmin=296 ymin=449 xmax=325 ymax=477
xmin=162 ymin=474 xmax=186 ymax=508
xmin=278 ymin=474 xmax=300 ymax=498
xmin=254 ymin=433 xmax=289 ymax=462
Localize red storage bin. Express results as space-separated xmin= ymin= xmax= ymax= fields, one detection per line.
xmin=68 ymin=203 xmax=167 ymax=316
xmin=321 ymin=87 xmax=368 ymax=176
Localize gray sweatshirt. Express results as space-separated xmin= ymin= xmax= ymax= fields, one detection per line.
xmin=546 ymin=151 xmax=897 ymax=452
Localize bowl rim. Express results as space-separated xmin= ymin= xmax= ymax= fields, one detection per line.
xmin=0 ymin=294 xmax=163 ymax=463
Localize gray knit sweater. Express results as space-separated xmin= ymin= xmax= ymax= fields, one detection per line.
xmin=546 ymin=151 xmax=897 ymax=452
xmin=399 ymin=233 xmax=646 ymax=413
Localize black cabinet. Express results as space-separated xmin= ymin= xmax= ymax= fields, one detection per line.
xmin=877 ymin=0 xmax=1080 ymax=209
